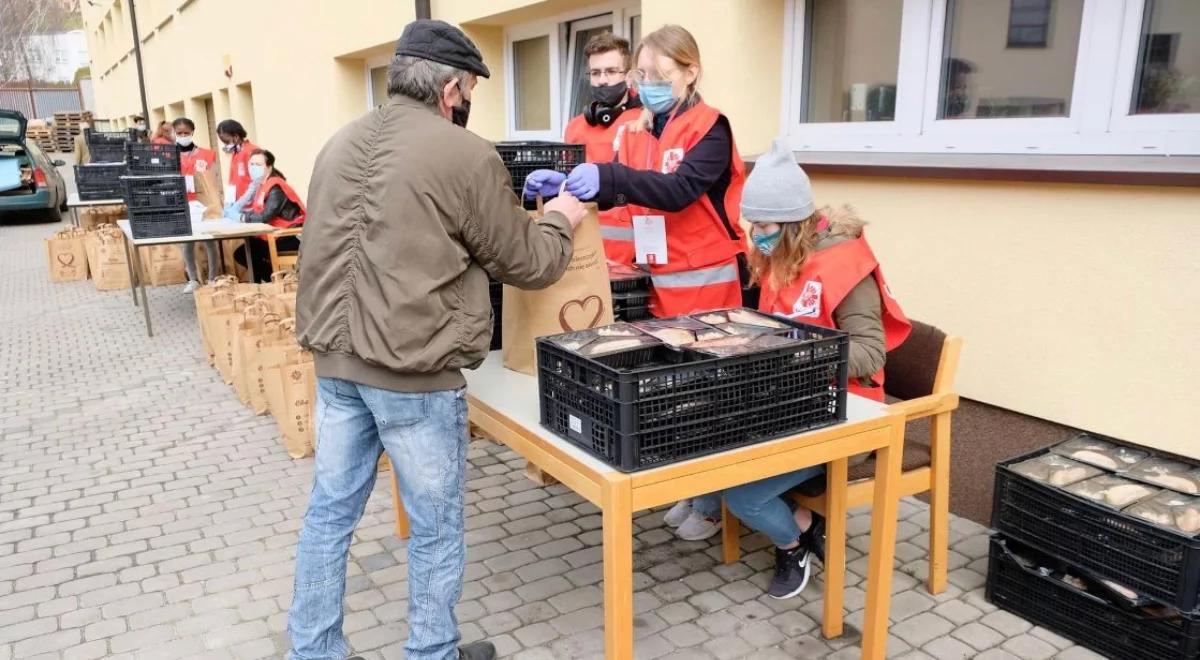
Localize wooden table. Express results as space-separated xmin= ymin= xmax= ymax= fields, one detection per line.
xmin=391 ymin=353 xmax=906 ymax=659
xmin=65 ymin=192 xmax=123 ymax=228
xmin=116 ymin=219 xmax=274 ymax=337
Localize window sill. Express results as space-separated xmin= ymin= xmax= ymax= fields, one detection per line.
xmin=746 ymin=152 xmax=1200 ymax=187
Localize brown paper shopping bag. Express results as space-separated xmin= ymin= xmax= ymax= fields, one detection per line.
xmin=501 ymin=201 xmax=613 ymax=374
xmin=194 ymin=276 xmax=239 ymax=365
xmin=237 ymin=311 xmax=283 ymax=414
xmin=46 ymin=228 xmax=90 ymax=282
xmin=138 ymin=245 xmax=188 ymax=286
xmin=194 ymin=167 xmax=225 ymax=219
xmin=230 ymin=295 xmax=272 ymax=402
xmin=85 ymin=226 xmax=132 ymax=291
xmin=266 ymin=347 xmax=317 ymax=459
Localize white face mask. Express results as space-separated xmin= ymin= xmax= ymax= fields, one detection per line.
xmin=135 ymin=122 xmax=147 ymax=131
xmin=222 ymin=143 xmax=236 ymax=153
xmin=176 ymin=136 xmax=193 ymax=147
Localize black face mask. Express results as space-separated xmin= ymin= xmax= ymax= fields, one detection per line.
xmin=591 ymin=81 xmax=628 ymax=107
xmin=451 ymin=99 xmax=471 ymax=128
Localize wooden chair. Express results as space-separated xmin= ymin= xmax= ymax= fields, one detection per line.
xmin=266 ymin=227 xmax=303 ymax=273
xmin=721 ymin=320 xmax=963 ymax=594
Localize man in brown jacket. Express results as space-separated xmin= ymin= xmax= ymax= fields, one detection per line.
xmin=288 ymin=20 xmax=586 ymax=660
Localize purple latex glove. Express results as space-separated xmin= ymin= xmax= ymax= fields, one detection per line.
xmin=523 ymin=169 xmax=567 ymax=199
xmin=564 ymin=163 xmax=599 ymax=200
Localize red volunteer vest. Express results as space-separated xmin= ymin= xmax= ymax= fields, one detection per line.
xmin=614 ymin=102 xmax=747 ymax=317
xmin=759 ymin=233 xmax=911 ymax=401
xmin=229 ymin=140 xmax=258 ymax=199
xmin=179 ymin=147 xmax=217 ymax=203
xmin=252 ymin=176 xmax=306 ymax=230
xmin=565 ymin=106 xmax=645 ymax=265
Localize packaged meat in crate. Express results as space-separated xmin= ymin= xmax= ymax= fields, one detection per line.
xmin=987 ymin=535 xmax=1200 ymax=660
xmin=994 ymin=444 xmax=1200 ymax=612
xmin=536 ymin=309 xmax=848 ymax=471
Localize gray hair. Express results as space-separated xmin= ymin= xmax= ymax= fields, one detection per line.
xmin=386 ymin=54 xmax=472 ymax=106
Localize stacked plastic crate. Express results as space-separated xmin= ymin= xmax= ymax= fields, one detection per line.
xmin=74 ymin=129 xmax=138 ymax=202
xmin=120 ymin=143 xmax=190 ymax=239
xmin=989 ymin=434 xmax=1200 ymax=660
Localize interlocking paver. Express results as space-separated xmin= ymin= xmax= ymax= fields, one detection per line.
xmin=0 ymin=209 xmax=1101 ymax=659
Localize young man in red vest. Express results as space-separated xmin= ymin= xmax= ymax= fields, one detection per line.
xmin=173 ymin=117 xmax=220 ymax=293
xmin=561 ymin=33 xmax=642 ymax=263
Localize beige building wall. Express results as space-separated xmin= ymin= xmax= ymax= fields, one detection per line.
xmin=83 ymin=0 xmax=1199 ymax=458
xmin=810 ymin=174 xmax=1200 ymax=459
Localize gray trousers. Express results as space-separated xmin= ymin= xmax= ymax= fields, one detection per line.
xmin=181 ymin=241 xmax=221 ymax=283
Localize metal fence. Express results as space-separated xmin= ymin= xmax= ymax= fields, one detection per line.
xmin=0 ymin=87 xmax=85 ymax=120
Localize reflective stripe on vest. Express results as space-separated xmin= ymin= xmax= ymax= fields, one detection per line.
xmin=651 ymin=262 xmax=739 ymax=289
xmin=600 ymin=225 xmax=634 ymax=241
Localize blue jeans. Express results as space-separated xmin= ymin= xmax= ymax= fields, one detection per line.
xmin=722 ymin=466 xmax=827 ymax=547
xmin=288 ymin=378 xmax=468 ymax=660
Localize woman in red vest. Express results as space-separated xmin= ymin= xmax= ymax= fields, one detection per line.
xmin=687 ymin=139 xmax=913 ymax=600
xmin=217 ymin=119 xmax=258 ymax=201
xmin=151 ymin=121 xmax=174 ymax=145
xmin=233 ymin=149 xmax=305 ymax=282
xmin=526 ymin=24 xmax=748 ymax=317
xmin=173 ymin=117 xmax=221 ymax=292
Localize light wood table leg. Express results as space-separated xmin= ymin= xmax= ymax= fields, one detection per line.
xmin=469 ymin=421 xmax=500 ymax=444
xmin=927 ymin=412 xmax=951 ymax=595
xmin=720 ymin=498 xmax=740 ymax=565
xmin=390 ymin=468 xmax=410 ymax=540
xmin=822 ymin=457 xmax=849 ymax=639
xmin=861 ymin=421 xmax=904 ymax=659
xmin=602 ymin=476 xmax=633 ymax=660
xmin=524 ymin=463 xmax=559 ymax=487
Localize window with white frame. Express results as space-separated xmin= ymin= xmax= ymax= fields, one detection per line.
xmin=504 ymin=3 xmax=640 ymax=140
xmin=781 ymin=0 xmax=1200 ymax=155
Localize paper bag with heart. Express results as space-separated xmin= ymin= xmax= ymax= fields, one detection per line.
xmin=45 ymin=229 xmax=90 ymax=283
xmin=502 ymin=202 xmax=613 ymax=375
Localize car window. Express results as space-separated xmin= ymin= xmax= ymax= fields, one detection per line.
xmin=0 ymin=117 xmax=21 ymax=140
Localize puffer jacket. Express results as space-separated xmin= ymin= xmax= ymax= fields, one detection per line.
xmin=296 ymin=95 xmax=574 ymax=392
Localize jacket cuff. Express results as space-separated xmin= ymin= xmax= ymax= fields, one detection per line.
xmin=539 ymin=210 xmax=574 ymax=237
xmin=595 ymin=164 xmax=617 ymax=211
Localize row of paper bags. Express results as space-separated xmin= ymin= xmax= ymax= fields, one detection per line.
xmin=45 ymin=224 xmax=192 ymax=290
xmin=194 ymin=273 xmax=316 ymax=459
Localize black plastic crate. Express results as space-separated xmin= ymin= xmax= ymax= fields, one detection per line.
xmin=84 ymin=128 xmax=136 ymax=147
xmin=987 ymin=535 xmax=1200 ymax=660
xmin=494 ymin=141 xmax=585 ymax=199
xmin=121 ymin=175 xmax=188 ymax=211
xmin=610 ymin=272 xmax=651 ymax=293
xmin=612 ymin=290 xmax=652 ymax=323
xmin=129 ymin=209 xmax=191 ymax=240
xmin=124 ymin=142 xmax=181 ymax=174
xmin=537 ymin=314 xmax=849 ymax=471
xmin=993 ymin=446 xmax=1200 ymax=612
xmin=615 ymin=306 xmax=652 ymax=322
xmin=75 ymin=163 xmax=126 ymax=200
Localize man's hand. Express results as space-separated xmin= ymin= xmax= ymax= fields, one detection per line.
xmin=543 ymin=191 xmax=586 ymax=230
xmin=523 ymin=170 xmax=567 ymax=200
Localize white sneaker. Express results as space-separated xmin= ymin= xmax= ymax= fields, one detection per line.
xmin=663 ymin=500 xmax=692 ymax=528
xmin=182 ymin=280 xmax=199 ymax=294
xmin=676 ymin=511 xmax=722 ymax=541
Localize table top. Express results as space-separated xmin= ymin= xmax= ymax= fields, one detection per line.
xmin=464 ymin=352 xmax=887 ymax=478
xmin=116 ymin=219 xmax=276 ymax=246
xmin=67 ymin=193 xmax=123 ymax=207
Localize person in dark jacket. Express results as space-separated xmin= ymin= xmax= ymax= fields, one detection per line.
xmin=232 ymin=149 xmax=305 ymax=281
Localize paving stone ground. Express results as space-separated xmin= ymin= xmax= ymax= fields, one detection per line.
xmin=0 ymin=194 xmax=1106 ymax=658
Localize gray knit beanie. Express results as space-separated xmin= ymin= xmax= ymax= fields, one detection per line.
xmin=740 ymin=138 xmax=815 ymax=223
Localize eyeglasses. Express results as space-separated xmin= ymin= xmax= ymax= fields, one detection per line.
xmin=588 ymin=68 xmax=626 ymax=81
xmin=630 ymin=68 xmax=680 ymax=86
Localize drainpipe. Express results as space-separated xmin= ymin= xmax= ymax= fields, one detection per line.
xmin=415 ymin=0 xmax=431 ymax=20
xmin=127 ymin=0 xmax=151 ymax=128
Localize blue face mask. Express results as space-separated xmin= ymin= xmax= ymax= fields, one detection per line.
xmin=248 ymin=164 xmax=266 ymax=181
xmin=751 ymin=229 xmax=782 ymax=256
xmin=638 ymin=81 xmax=677 ymax=115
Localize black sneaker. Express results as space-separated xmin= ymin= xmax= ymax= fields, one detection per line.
xmin=767 ymin=543 xmax=812 ymax=599
xmin=801 ymin=513 xmax=826 ymax=565
xmin=460 ymin=641 xmax=496 ymax=660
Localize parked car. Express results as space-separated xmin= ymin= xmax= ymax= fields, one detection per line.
xmin=1 ymin=109 xmax=68 ymax=221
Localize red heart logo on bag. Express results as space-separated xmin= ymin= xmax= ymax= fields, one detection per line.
xmin=558 ymin=295 xmax=604 ymax=331
xmin=56 ymin=253 xmax=75 ymax=266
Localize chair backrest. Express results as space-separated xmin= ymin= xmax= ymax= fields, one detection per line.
xmin=884 ymin=320 xmax=948 ymax=401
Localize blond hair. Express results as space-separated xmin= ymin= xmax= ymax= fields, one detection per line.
xmin=631 ymin=25 xmax=703 ymax=131
xmin=748 ymin=205 xmax=866 ymax=291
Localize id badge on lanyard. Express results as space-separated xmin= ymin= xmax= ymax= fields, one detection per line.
xmin=632 ymin=130 xmax=669 ymax=265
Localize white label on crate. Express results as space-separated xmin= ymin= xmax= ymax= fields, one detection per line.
xmin=150 ymin=158 xmax=161 ymax=165
xmin=569 ymin=415 xmax=582 ymax=434
xmin=185 ymin=175 xmax=195 ymax=194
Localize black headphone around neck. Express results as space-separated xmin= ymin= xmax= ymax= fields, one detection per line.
xmin=584 ymin=102 xmax=623 ymax=128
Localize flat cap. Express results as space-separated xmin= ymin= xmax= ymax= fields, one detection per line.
xmin=395 ymin=19 xmax=491 ymax=79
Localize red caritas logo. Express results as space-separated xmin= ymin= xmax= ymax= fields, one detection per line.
xmin=661 ymin=148 xmax=685 ymax=174
xmin=792 ymin=280 xmax=822 ymax=318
